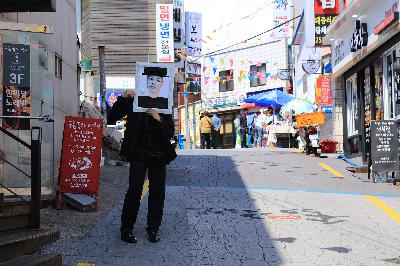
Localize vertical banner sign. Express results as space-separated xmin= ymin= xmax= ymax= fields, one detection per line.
xmin=185 ymin=12 xmax=202 ymax=57
xmin=59 ymin=117 xmax=103 ymax=195
xmin=2 ymin=43 xmax=31 ymax=130
xmin=272 ymin=0 xmax=292 ymax=38
xmin=315 ymin=76 xmax=332 ymax=105
xmin=173 ymin=0 xmax=185 ymax=67
xmin=156 ymin=4 xmax=174 ymax=62
xmin=314 ymin=0 xmax=340 ymax=46
xmin=371 ymin=120 xmax=399 ymax=172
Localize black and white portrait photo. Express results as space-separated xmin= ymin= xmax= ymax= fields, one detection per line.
xmin=133 ymin=62 xmax=174 ymax=114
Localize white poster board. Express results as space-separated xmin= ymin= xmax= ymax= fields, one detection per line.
xmin=133 ymin=62 xmax=174 ymax=114
xmin=156 ymin=4 xmax=174 ymax=62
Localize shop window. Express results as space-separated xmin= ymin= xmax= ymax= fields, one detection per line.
xmin=249 ymin=64 xmax=266 ymax=87
xmin=55 ymin=54 xmax=62 ymax=79
xmin=346 ymin=75 xmax=359 ymax=137
xmin=386 ymin=49 xmax=400 ymax=119
xmin=373 ymin=59 xmax=384 ymax=120
xmin=219 ymin=70 xmax=234 ymax=92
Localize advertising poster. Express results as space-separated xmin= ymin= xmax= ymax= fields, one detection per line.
xmin=272 ymin=0 xmax=292 ymax=38
xmin=2 ymin=43 xmax=31 ymax=130
xmin=156 ymin=4 xmax=174 ymax=62
xmin=134 ymin=62 xmax=174 ymax=114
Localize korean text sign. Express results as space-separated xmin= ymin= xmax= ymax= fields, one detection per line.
xmin=314 ymin=0 xmax=339 ymax=45
xmin=2 ymin=43 xmax=31 ymax=130
xmin=315 ymin=76 xmax=332 ymax=105
xmin=156 ymin=4 xmax=174 ymax=62
xmin=185 ymin=12 xmax=202 ymax=57
xmin=371 ymin=121 xmax=399 ymax=172
xmin=59 ymin=117 xmax=103 ymax=195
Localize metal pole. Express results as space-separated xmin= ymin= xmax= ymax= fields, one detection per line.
xmin=98 ymin=46 xmax=107 ymax=119
xmin=30 ymin=127 xmax=42 ymax=229
xmin=184 ymin=88 xmax=192 ymax=149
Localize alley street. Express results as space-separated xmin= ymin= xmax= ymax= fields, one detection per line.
xmin=48 ymin=149 xmax=400 ymax=265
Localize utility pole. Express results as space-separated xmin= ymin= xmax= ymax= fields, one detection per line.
xmin=98 ymin=46 xmax=107 ymax=120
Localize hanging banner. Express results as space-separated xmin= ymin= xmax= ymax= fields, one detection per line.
xmin=185 ymin=12 xmax=202 ymax=56
xmin=173 ymin=0 xmax=185 ymax=67
xmin=59 ymin=117 xmax=103 ymax=195
xmin=315 ymin=75 xmax=332 ymax=105
xmin=314 ymin=0 xmax=340 ymax=46
xmin=272 ymin=0 xmax=292 ymax=38
xmin=2 ymin=43 xmax=31 ymax=130
xmin=156 ymin=4 xmax=174 ymax=62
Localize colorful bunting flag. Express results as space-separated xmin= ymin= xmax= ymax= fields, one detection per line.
xmin=229 ymin=69 xmax=233 ymax=76
xmin=220 ymin=58 xmax=225 ymax=65
xmin=203 ymin=66 xmax=207 ymax=72
xmin=210 ymin=56 xmax=215 ymax=63
xmin=213 ymin=67 xmax=217 ymax=75
xmin=239 ymin=70 xmax=244 ymax=77
xmin=229 ymin=59 xmax=234 ymax=67
xmin=248 ymin=75 xmax=253 ymax=81
xmin=216 ymin=76 xmax=221 ymax=82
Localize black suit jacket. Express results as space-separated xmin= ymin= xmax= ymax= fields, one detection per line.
xmin=108 ymin=96 xmax=177 ymax=164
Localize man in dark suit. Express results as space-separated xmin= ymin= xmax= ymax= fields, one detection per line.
xmin=108 ymin=90 xmax=176 ymax=244
xmin=138 ymin=67 xmax=169 ymax=109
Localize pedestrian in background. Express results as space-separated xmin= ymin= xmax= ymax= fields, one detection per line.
xmin=254 ymin=111 xmax=266 ymax=147
xmin=239 ymin=108 xmax=249 ymax=148
xmin=211 ymin=113 xmax=221 ymax=149
xmin=200 ymin=111 xmax=214 ymax=149
xmin=108 ymin=89 xmax=177 ymax=244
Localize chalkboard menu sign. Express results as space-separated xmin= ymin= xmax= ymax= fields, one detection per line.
xmin=371 ymin=120 xmax=399 ymax=172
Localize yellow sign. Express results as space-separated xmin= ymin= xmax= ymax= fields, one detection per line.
xmin=296 ymin=111 xmax=325 ymax=127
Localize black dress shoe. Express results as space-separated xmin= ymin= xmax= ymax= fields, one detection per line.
xmin=121 ymin=227 xmax=137 ymax=243
xmin=147 ymin=230 xmax=160 ymax=243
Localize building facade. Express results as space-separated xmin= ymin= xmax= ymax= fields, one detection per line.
xmin=200 ymin=40 xmax=289 ymax=148
xmin=0 ymin=0 xmax=79 ymax=190
xmin=324 ymin=0 xmax=400 ymax=164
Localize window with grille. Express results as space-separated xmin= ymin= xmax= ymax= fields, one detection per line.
xmin=250 ymin=63 xmax=266 ymax=87
xmin=219 ymin=70 xmax=234 ymax=92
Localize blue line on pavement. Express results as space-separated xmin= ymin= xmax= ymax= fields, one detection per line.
xmin=168 ymin=184 xmax=400 ymax=198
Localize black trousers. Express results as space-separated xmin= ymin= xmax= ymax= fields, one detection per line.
xmin=211 ymin=129 xmax=218 ymax=149
xmin=240 ymin=129 xmax=247 ymax=148
xmin=200 ymin=133 xmax=211 ymax=149
xmin=121 ymin=160 xmax=166 ymax=231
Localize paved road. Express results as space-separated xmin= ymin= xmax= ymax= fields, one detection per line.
xmin=49 ymin=148 xmax=400 ymax=265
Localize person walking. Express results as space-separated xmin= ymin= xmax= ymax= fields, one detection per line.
xmin=254 ymin=111 xmax=267 ymax=147
xmin=211 ymin=114 xmax=221 ymax=149
xmin=200 ymin=111 xmax=214 ymax=149
xmin=108 ymin=89 xmax=177 ymax=244
xmin=239 ymin=108 xmax=249 ymax=148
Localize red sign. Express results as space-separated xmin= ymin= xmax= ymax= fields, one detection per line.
xmin=59 ymin=117 xmax=103 ymax=195
xmin=374 ymin=11 xmax=399 ymax=35
xmin=316 ymin=76 xmax=332 ymax=106
xmin=314 ymin=0 xmax=340 ymax=15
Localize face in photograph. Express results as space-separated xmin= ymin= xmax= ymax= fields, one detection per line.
xmin=147 ymin=75 xmax=164 ymax=98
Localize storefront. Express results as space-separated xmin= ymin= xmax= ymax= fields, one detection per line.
xmin=324 ymin=0 xmax=400 ymax=162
